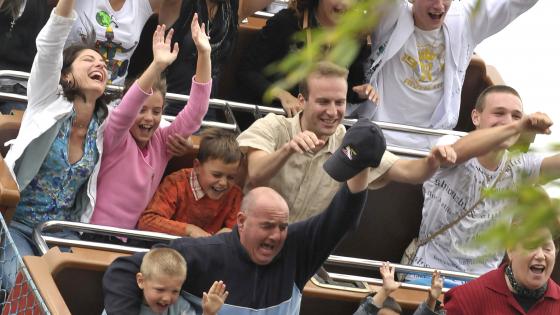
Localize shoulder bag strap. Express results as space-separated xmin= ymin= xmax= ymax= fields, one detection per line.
xmin=417 ymin=160 xmax=508 ymax=247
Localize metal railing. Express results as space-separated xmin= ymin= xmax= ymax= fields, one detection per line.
xmin=33 ymin=220 xmax=479 ymax=294
xmin=327 ymin=255 xmax=478 ymax=280
xmin=0 ymin=70 xmax=466 ymax=159
xmin=32 ymin=220 xmax=178 ymax=255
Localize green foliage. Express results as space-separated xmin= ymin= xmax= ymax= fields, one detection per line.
xmin=264 ymin=0 xmax=390 ymax=102
xmin=476 ymin=148 xmax=560 ymax=253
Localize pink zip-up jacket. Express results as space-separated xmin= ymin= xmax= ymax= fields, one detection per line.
xmin=89 ymin=77 xmax=211 ymax=229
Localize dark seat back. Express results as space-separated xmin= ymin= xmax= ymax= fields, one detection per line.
xmin=455 ymin=54 xmax=505 ymax=132
xmin=333 ymin=182 xmax=424 ymax=264
xmin=216 ymin=18 xmax=266 ymax=101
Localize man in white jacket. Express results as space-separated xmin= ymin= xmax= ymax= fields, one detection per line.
xmin=368 ymin=0 xmax=539 ymax=149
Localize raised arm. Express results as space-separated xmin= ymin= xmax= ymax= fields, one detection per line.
xmin=385 ymin=145 xmax=457 ymax=184
xmin=292 ymin=182 xmax=367 ymax=289
xmin=158 ymin=14 xmax=211 ymax=144
xmin=540 ymin=154 xmax=560 ymax=183
xmin=137 ymin=24 xmax=179 ymax=92
xmin=452 ymin=112 xmax=552 ymax=164
xmin=54 ymin=0 xmax=74 ymax=16
xmin=467 ymin=0 xmax=539 ymax=45
xmin=103 ymin=24 xmax=178 ymax=151
xmin=192 ymin=13 xmax=211 ymax=84
xmin=371 ymin=262 xmax=401 ymax=309
xmin=27 ymin=0 xmax=76 ymax=109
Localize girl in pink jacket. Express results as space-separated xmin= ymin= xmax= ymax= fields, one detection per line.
xmin=86 ymin=14 xmax=211 ymax=239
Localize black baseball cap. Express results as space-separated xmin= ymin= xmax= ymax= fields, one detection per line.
xmin=323 ymin=118 xmax=386 ymax=182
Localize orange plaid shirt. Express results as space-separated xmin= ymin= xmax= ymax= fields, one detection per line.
xmin=137 ymin=168 xmax=243 ymax=236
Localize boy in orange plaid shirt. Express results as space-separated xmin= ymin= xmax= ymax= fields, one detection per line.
xmin=138 ymin=128 xmax=243 ymax=237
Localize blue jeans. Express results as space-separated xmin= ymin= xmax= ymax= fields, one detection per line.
xmin=0 ymin=221 xmax=79 ymax=291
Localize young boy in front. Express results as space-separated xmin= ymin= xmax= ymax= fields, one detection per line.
xmin=138 ymin=128 xmax=243 ymax=238
xmin=135 ymin=247 xmax=228 ymax=315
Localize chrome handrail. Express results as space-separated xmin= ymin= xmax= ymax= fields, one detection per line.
xmin=0 ymin=70 xmax=466 ymax=140
xmin=343 ymin=118 xmax=467 ymax=138
xmin=326 ymin=272 xmax=454 ymax=293
xmin=1 ymin=70 xmax=466 ymax=158
xmin=0 ymin=91 xmax=27 ymax=102
xmin=32 ymin=220 xmax=179 ymax=255
xmin=34 ymin=220 xmax=478 ymax=294
xmin=327 ymin=255 xmax=478 ymax=280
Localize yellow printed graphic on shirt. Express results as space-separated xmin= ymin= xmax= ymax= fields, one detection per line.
xmin=402 ymin=43 xmax=445 ymax=91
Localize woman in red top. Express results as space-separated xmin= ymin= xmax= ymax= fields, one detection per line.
xmin=443 ymin=226 xmax=560 ymax=315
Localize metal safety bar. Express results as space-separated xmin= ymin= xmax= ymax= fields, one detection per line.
xmin=327 ymin=272 xmax=455 ymax=293
xmin=34 ymin=220 xmax=478 ymax=294
xmin=32 ymin=220 xmax=179 ymax=255
xmin=1 ymin=69 xmax=465 ymax=158
xmin=327 ymin=255 xmax=478 ymax=280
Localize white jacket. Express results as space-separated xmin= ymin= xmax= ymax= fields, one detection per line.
xmin=369 ymin=0 xmax=539 ymax=130
xmin=4 ymin=10 xmax=105 ymax=220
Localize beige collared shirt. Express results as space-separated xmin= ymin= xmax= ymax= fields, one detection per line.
xmin=238 ymin=113 xmax=398 ymax=223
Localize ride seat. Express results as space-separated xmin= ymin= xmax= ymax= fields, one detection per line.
xmin=0 ymin=156 xmax=19 ymax=224
xmin=332 ymin=182 xmax=424 ymax=274
xmin=19 ymin=247 xmax=127 ymax=315
xmin=455 ymin=54 xmax=505 ymax=132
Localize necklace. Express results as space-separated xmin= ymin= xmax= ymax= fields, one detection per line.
xmin=8 ymin=0 xmax=26 ymax=33
xmin=72 ymin=116 xmax=88 ymax=129
xmin=505 ymin=264 xmax=547 ymax=299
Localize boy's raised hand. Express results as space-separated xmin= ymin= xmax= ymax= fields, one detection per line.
xmin=380 ymin=261 xmax=400 ymax=293
xmin=191 ymin=13 xmax=211 ymax=55
xmin=426 ymin=270 xmax=443 ymax=311
xmin=153 ymin=24 xmax=179 ymax=68
xmin=202 ymin=281 xmax=229 ymax=315
xmin=429 ymin=270 xmax=443 ymax=300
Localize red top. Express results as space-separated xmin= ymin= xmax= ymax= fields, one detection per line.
xmin=137 ymin=168 xmax=242 ymax=236
xmin=444 ymin=264 xmax=560 ymax=314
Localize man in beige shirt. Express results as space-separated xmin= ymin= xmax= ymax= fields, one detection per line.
xmin=237 ymin=61 xmax=455 ymax=222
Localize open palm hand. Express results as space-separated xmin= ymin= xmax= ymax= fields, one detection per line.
xmin=191 ymin=13 xmax=211 ymax=55
xmin=202 ymin=281 xmax=229 ymax=315
xmin=152 ymin=24 xmax=179 ymax=68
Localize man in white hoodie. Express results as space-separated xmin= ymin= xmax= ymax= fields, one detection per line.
xmin=368 ymin=0 xmax=540 ymax=149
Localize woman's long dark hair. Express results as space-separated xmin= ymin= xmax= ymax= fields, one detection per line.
xmin=59 ymin=44 xmax=111 ymax=120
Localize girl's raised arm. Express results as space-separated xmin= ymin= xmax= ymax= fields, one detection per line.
xmin=191 ymin=13 xmax=211 ymax=83
xmin=54 ymin=0 xmax=75 ymax=18
xmin=137 ymin=24 xmax=179 ymax=92
xmin=157 ymin=15 xmax=211 ymax=148
xmin=103 ymin=25 xmax=179 ymax=151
